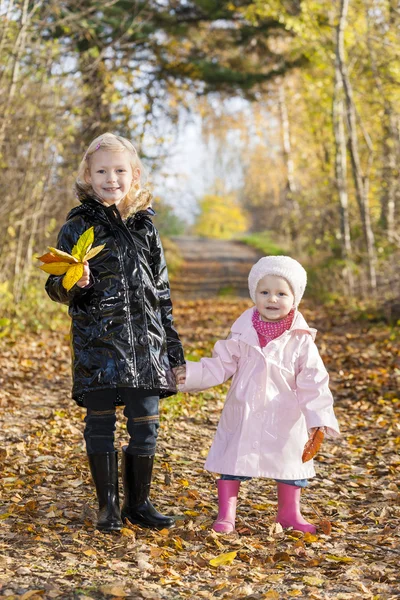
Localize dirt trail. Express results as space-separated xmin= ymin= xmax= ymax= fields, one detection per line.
xmin=0 ymin=267 xmax=400 ymax=597
xmin=170 ymin=237 xmax=261 ymax=298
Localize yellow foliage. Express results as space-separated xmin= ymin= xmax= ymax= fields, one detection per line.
xmin=209 ymin=551 xmax=237 ymax=567
xmin=38 ymin=227 xmax=105 ymax=291
xmin=194 ymin=194 xmax=248 ymax=239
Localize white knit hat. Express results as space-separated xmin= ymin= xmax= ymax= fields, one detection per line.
xmin=248 ymin=255 xmax=307 ymax=307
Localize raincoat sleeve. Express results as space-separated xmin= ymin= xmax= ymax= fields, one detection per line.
xmin=296 ymin=334 xmax=340 ymax=438
xmin=178 ymin=336 xmax=240 ymax=393
xmin=45 ymin=218 xmax=94 ymax=305
xmin=151 ymin=227 xmax=185 ymax=368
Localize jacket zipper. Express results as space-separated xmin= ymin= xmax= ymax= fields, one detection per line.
xmin=105 ymin=210 xmax=138 ymax=385
xmin=108 ymin=206 xmax=154 ymax=388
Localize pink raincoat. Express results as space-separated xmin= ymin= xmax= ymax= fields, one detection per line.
xmin=178 ymin=308 xmax=340 ymax=479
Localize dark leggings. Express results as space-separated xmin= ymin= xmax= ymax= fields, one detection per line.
xmin=83 ymin=388 xmax=159 ymax=456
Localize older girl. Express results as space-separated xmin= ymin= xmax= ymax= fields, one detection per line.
xmin=46 ymin=133 xmax=185 ymax=532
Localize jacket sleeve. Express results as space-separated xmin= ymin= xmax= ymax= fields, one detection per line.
xmin=296 ymin=334 xmax=340 ymax=438
xmin=178 ymin=336 xmax=240 ymax=393
xmin=151 ymin=226 xmax=185 ymax=368
xmin=45 ymin=217 xmax=94 ymax=306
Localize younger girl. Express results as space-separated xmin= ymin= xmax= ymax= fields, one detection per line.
xmin=45 ymin=133 xmax=185 ymax=533
xmin=176 ymin=256 xmax=340 ymax=533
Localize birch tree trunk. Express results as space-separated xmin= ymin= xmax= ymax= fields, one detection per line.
xmin=332 ymin=4 xmax=353 ymax=294
xmin=336 ymin=0 xmax=377 ymax=291
xmin=380 ymin=113 xmax=398 ymax=243
xmin=278 ymin=82 xmax=300 ymax=242
xmin=278 ymin=83 xmax=297 ymax=198
xmin=366 ymin=22 xmax=399 ymax=244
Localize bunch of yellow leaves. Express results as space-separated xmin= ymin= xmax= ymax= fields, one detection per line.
xmin=38 ymin=226 xmax=105 ymax=291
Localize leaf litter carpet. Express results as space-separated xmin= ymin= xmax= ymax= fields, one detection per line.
xmin=0 ymin=299 xmax=399 ymax=599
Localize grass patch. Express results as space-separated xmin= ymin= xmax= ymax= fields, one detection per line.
xmin=161 ymin=391 xmax=208 ymax=421
xmin=239 ymin=230 xmax=288 ymax=255
xmin=0 ymin=279 xmax=69 ymax=339
xmin=218 ymin=285 xmax=236 ymax=297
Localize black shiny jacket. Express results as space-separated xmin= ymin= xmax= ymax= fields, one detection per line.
xmin=45 ymin=193 xmax=185 ymax=405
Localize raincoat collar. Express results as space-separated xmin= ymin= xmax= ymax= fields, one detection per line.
xmin=231 ymin=307 xmax=317 ymax=347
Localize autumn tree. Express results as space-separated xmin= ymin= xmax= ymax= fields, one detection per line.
xmin=0 ymin=0 xmax=310 ymax=303
xmin=194 ymin=193 xmax=249 ymax=239
xmin=198 ymin=0 xmax=399 ymax=297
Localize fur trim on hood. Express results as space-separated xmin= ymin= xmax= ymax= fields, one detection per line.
xmin=74 ymin=182 xmax=153 ymax=220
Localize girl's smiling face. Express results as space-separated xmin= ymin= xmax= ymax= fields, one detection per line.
xmin=255 ymin=274 xmax=295 ymax=321
xmin=87 ymin=149 xmax=139 ymax=205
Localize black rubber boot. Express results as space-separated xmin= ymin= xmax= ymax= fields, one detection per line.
xmin=87 ymin=452 xmax=123 ymax=532
xmin=121 ymin=448 xmax=175 ymax=529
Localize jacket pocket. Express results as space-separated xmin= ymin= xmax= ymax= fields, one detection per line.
xmin=218 ymin=403 xmax=243 ymax=434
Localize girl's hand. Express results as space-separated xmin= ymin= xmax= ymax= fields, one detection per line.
xmin=309 ymin=426 xmax=326 ymax=438
xmin=302 ymin=427 xmax=325 ymax=462
xmin=77 ymin=261 xmax=91 ymax=288
xmin=173 ymin=365 xmax=186 ymax=385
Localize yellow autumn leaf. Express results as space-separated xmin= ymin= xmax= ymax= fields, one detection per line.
xmin=264 ymin=591 xmax=280 ymax=599
xmin=326 ymin=554 xmax=354 ymax=563
xmin=209 ymin=551 xmax=237 ymax=567
xmin=158 ymin=528 xmax=171 ymax=536
xmin=38 ymin=252 xmax=63 ymax=264
xmin=71 ymin=226 xmax=94 ymax=261
xmin=62 ymin=263 xmax=84 ymax=291
xmin=20 ymin=592 xmax=45 ymax=600
xmin=83 ymin=548 xmax=97 ymax=556
xmin=99 ymin=584 xmax=128 ymax=597
xmin=303 ymin=531 xmax=318 ymax=543
xmin=120 ymin=527 xmax=135 ymax=537
xmin=303 ymin=575 xmax=325 ymax=586
xmin=47 ymin=247 xmax=78 ymax=263
xmin=84 ymin=243 xmax=105 ymax=261
xmin=40 ymin=262 xmax=72 ymax=275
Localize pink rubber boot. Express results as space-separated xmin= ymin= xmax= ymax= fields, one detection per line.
xmin=275 ymin=482 xmax=316 ymax=533
xmin=212 ymin=480 xmax=240 ymax=533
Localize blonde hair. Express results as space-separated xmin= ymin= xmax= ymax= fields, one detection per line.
xmin=75 ymin=132 xmax=152 ymax=218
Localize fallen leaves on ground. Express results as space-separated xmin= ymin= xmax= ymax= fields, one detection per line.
xmin=0 ymin=298 xmax=399 ymax=599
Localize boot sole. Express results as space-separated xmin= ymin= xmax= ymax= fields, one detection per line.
xmin=122 ymin=514 xmax=175 ymax=530
xmin=96 ymin=523 xmax=123 ymax=533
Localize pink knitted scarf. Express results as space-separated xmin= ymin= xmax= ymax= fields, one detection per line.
xmin=252 ymin=308 xmax=295 ymax=347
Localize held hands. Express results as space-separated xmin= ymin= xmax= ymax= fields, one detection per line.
xmin=77 ymin=260 xmax=91 ymax=288
xmin=173 ymin=364 xmax=186 ymax=385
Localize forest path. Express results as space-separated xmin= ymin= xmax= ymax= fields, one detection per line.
xmin=170 ymin=236 xmax=262 ymax=298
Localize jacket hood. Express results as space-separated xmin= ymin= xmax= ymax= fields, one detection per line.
xmin=231 ymin=307 xmax=317 ymax=344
